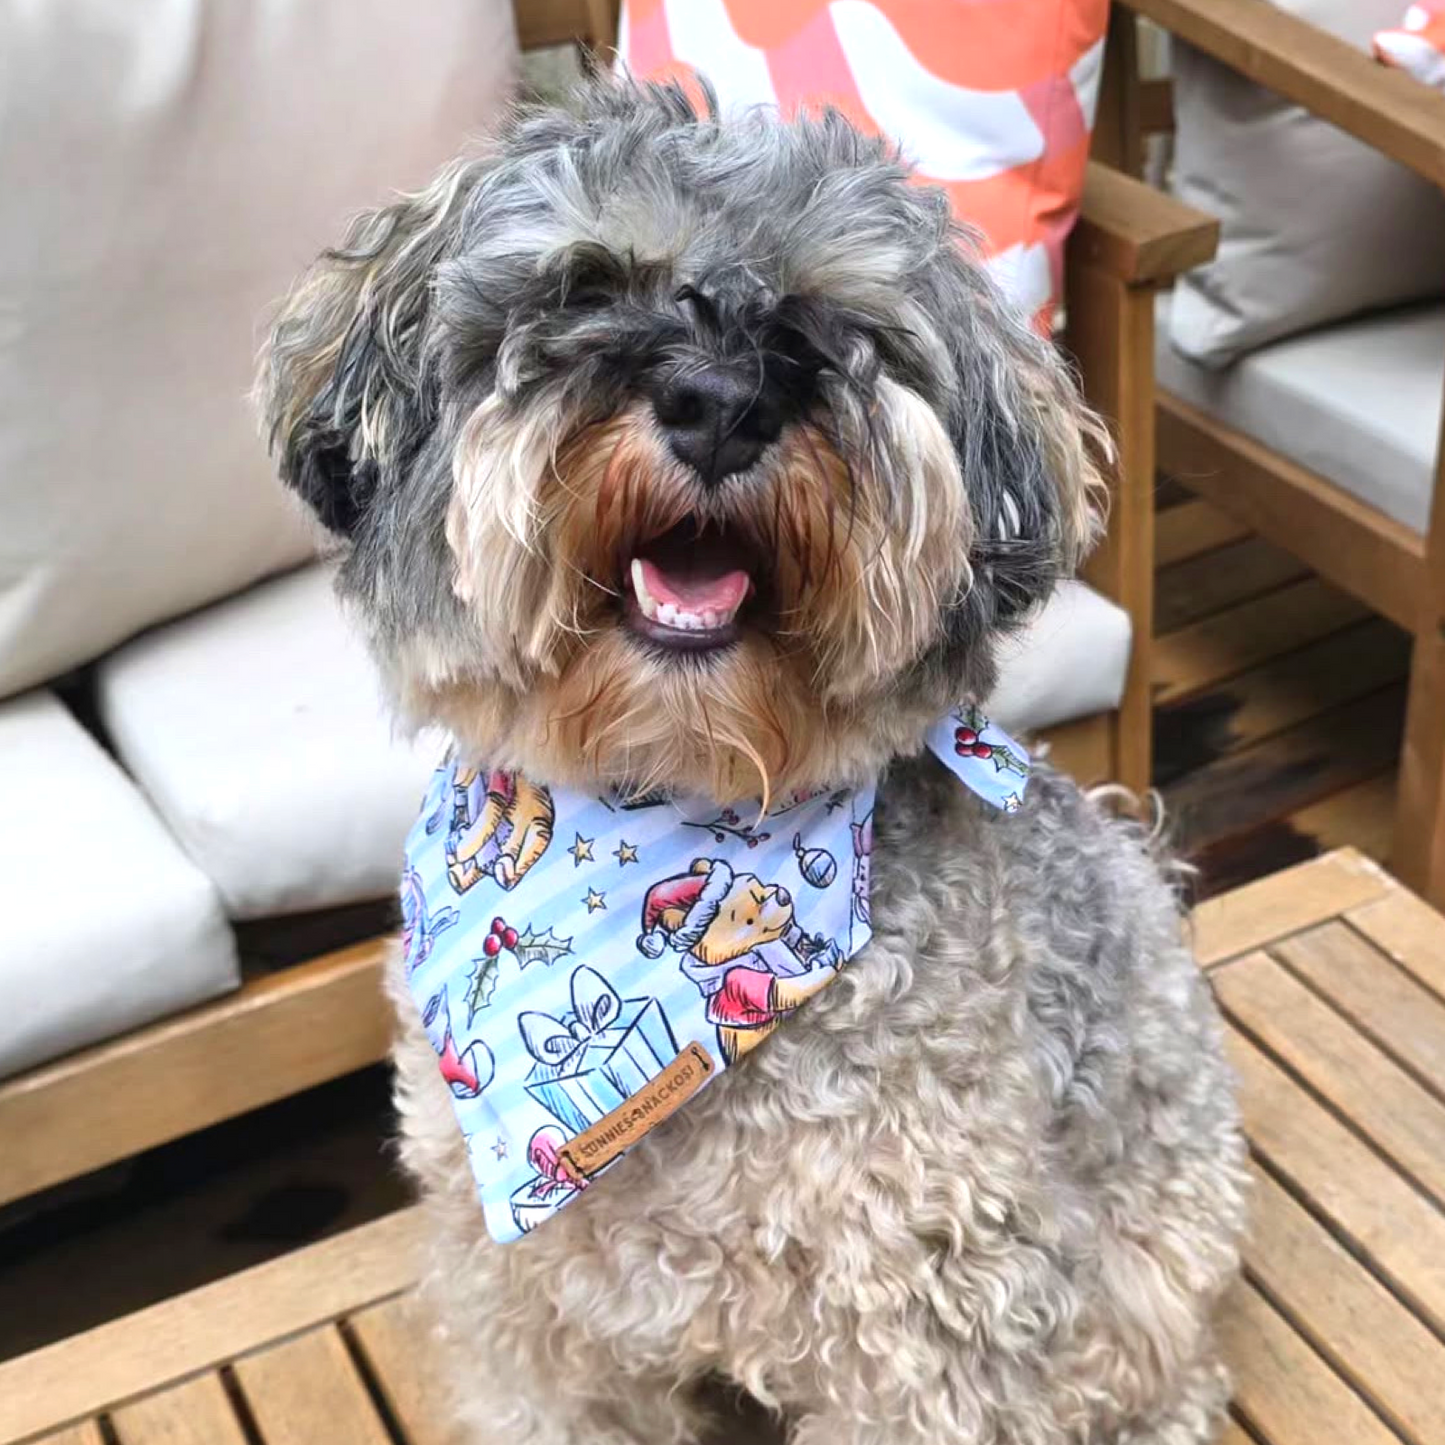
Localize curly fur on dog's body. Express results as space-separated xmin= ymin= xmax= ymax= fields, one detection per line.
xmin=390 ymin=765 xmax=1244 ymax=1445
xmin=262 ymin=78 xmax=1246 ymax=1445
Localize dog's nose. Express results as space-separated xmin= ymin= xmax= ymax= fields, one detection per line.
xmin=651 ymin=368 xmax=781 ymax=485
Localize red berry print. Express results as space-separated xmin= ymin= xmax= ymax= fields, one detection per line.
xmin=955 ymin=726 xmax=978 ymax=746
xmin=491 ymin=917 xmax=506 ymax=935
xmin=502 ymin=926 xmax=519 ymax=949
xmin=974 ymin=743 xmax=993 ymax=760
xmin=482 ymin=933 xmax=502 ymax=957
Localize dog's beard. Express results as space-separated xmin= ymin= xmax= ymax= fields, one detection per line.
xmin=432 ymin=389 xmax=972 ymax=803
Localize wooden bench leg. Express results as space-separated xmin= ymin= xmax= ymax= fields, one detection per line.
xmin=1395 ymin=625 xmax=1445 ymax=906
xmin=1065 ymin=260 xmax=1157 ymax=796
xmin=1394 ymin=402 xmax=1445 ymax=906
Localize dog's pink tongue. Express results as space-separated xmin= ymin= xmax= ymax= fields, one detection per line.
xmin=635 ymin=556 xmax=750 ymax=617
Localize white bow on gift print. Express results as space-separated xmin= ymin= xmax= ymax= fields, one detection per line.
xmin=518 ymin=966 xmax=621 ymax=1068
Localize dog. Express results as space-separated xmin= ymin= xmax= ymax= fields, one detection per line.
xmin=261 ymin=79 xmax=1246 ymax=1445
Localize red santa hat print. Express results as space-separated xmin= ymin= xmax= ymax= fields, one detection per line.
xmin=636 ymin=858 xmax=735 ymax=957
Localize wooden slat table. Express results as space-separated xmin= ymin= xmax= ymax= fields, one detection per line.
xmin=3 ymin=848 xmax=1443 ymax=1445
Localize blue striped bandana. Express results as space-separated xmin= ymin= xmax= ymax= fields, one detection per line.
xmin=400 ymin=704 xmax=1029 ymax=1243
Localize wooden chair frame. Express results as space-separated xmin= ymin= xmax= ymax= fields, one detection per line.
xmin=0 ymin=1 xmax=1217 ymax=1210
xmin=1104 ymin=0 xmax=1445 ymax=906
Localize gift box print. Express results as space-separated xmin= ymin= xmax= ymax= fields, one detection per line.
xmin=519 ymin=966 xmax=681 ymax=1137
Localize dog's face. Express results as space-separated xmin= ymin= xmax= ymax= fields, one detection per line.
xmin=262 ymin=81 xmax=1105 ymax=803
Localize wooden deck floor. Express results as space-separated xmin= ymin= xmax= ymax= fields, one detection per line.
xmin=1152 ymin=484 xmax=1411 ymax=898
xmin=3 ymin=852 xmax=1443 ymax=1445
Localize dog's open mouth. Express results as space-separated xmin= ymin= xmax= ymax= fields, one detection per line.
xmin=624 ymin=516 xmax=756 ymax=653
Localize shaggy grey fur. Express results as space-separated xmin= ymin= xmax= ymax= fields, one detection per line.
xmin=262 ymin=78 xmax=1246 ymax=1445
xmin=263 ymin=80 xmax=1102 ymax=728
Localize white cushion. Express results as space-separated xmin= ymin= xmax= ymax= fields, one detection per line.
xmin=1169 ymin=0 xmax=1445 ymax=368
xmin=0 ymin=0 xmax=519 ymax=699
xmin=1158 ymin=297 xmax=1444 ymax=535
xmin=96 ymin=566 xmax=442 ymax=921
xmin=0 ymin=691 xmax=236 ymax=1080
xmin=986 ymin=580 xmax=1132 ymax=734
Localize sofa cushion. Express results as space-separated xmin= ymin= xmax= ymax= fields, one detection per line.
xmin=1169 ymin=0 xmax=1445 ymax=368
xmin=0 ymin=0 xmax=519 ymax=699
xmin=96 ymin=566 xmax=442 ymax=921
xmin=0 ymin=691 xmax=237 ymax=1081
xmin=1158 ymin=297 xmax=1444 ymax=535
xmin=987 ymin=580 xmax=1131 ymax=734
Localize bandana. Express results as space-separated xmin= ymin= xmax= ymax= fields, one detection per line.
xmin=401 ymin=704 xmax=1029 ymax=1244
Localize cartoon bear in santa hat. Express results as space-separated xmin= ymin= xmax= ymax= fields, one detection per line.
xmin=636 ymin=857 xmax=842 ymax=1062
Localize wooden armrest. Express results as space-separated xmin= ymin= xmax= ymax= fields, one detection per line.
xmin=1071 ymin=162 xmax=1219 ymax=283
xmin=1123 ymin=0 xmax=1445 ymax=188
xmin=515 ymin=0 xmax=617 ymax=52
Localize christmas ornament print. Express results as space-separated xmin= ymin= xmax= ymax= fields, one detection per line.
xmin=792 ymin=834 xmax=839 ymax=888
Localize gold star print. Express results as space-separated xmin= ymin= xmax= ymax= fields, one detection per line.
xmin=569 ymin=833 xmax=595 ymax=866
xmin=584 ymin=887 xmax=607 ymax=913
xmin=491 ymin=1137 xmax=508 ymax=1161
xmin=613 ymin=839 xmax=639 ymax=867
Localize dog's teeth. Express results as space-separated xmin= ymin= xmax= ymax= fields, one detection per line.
xmin=629 ymin=559 xmax=659 ymax=621
xmin=629 ymin=559 xmax=744 ymax=635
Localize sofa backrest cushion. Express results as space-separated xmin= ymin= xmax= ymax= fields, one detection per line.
xmin=0 ymin=0 xmax=519 ymax=699
xmin=1169 ymin=0 xmax=1445 ymax=368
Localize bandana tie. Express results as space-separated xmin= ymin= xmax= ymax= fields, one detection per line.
xmin=401 ymin=705 xmax=1029 ymax=1243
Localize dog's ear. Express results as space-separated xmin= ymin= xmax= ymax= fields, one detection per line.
xmin=925 ymin=244 xmax=1110 ymax=623
xmin=258 ymin=160 xmax=481 ymax=536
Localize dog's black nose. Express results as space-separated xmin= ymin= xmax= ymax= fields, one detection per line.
xmin=652 ymin=368 xmax=781 ymax=485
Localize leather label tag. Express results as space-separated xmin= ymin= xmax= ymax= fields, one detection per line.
xmin=560 ymin=1042 xmax=715 ymax=1178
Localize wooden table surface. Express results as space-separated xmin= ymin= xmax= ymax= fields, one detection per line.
xmin=3 ymin=848 xmax=1443 ymax=1445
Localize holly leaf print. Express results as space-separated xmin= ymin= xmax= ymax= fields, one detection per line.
xmin=514 ymin=926 xmax=574 ymax=970
xmin=465 ymin=956 xmax=499 ymax=1024
xmin=989 ymin=745 xmax=1029 ymax=779
xmin=958 ymin=703 xmax=987 ymax=733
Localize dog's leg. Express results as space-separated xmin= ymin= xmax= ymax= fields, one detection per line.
xmin=417 ymin=1281 xmax=708 ymax=1445
xmin=785 ymin=1412 xmax=913 ymax=1445
xmin=745 ymin=1340 xmax=1231 ymax=1445
xmin=390 ymin=984 xmax=709 ymax=1445
xmin=1110 ymin=1353 xmax=1232 ymax=1445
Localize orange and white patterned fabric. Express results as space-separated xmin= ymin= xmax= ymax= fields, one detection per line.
xmin=619 ymin=1 xmax=1108 ymax=329
xmin=1375 ymin=3 xmax=1445 ymax=91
